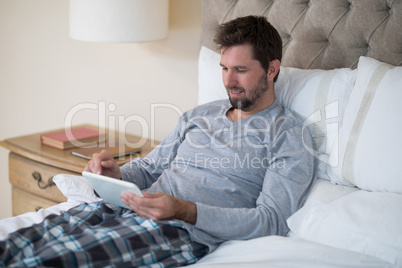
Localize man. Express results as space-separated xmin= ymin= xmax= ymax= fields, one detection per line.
xmin=87 ymin=14 xmax=314 ymax=261
xmin=0 ymin=16 xmax=315 ymax=267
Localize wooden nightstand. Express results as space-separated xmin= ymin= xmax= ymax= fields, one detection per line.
xmin=0 ymin=125 xmax=156 ymax=216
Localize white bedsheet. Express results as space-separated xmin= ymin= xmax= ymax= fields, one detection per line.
xmin=0 ymin=201 xmax=79 ymax=239
xmin=190 ymin=236 xmax=395 ymax=268
xmin=0 ymin=200 xmax=395 ymax=268
xmin=0 ymin=176 xmax=397 ymax=267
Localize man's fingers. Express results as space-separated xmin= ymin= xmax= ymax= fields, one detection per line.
xmin=121 ymin=192 xmax=160 ymax=212
xmin=121 ymin=192 xmax=196 ymax=224
xmin=84 ymin=157 xmax=101 ymax=175
xmin=121 ymin=192 xmax=179 ymax=221
xmin=84 ymin=149 xmax=121 ymax=178
xmin=101 ymin=159 xmax=113 ymax=168
xmin=121 ymin=192 xmax=151 ymax=218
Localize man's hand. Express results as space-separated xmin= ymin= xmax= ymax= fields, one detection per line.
xmin=84 ymin=149 xmax=122 ymax=179
xmin=120 ymin=192 xmax=197 ymax=225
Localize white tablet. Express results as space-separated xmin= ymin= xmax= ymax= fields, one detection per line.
xmin=82 ymin=171 xmax=143 ymax=209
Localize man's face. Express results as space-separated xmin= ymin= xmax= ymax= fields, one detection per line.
xmin=220 ymin=44 xmax=269 ymax=112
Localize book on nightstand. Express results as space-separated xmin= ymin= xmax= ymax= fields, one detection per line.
xmin=40 ymin=127 xmax=106 ymax=150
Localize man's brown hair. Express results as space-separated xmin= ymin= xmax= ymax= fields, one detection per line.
xmin=214 ymin=16 xmax=282 ymax=82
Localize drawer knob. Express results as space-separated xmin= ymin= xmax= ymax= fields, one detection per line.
xmin=32 ymin=171 xmax=56 ymax=189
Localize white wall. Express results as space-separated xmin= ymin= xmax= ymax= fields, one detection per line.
xmin=0 ymin=0 xmax=202 ymax=219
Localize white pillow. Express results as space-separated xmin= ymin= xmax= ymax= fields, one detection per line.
xmin=302 ymin=178 xmax=358 ymax=207
xmin=327 ymin=56 xmax=402 ymax=193
xmin=287 ymin=190 xmax=402 ymax=265
xmin=197 ymin=46 xmax=227 ymax=105
xmin=275 ymin=67 xmax=357 ymax=179
xmin=53 ymin=174 xmax=102 ymax=203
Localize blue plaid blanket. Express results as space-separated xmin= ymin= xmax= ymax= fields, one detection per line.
xmin=0 ymin=202 xmax=207 ymax=267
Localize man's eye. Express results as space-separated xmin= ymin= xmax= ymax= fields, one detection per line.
xmin=221 ymin=67 xmax=228 ymax=71
xmin=237 ymin=69 xmax=246 ymax=73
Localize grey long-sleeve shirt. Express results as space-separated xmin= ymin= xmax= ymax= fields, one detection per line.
xmin=120 ymin=99 xmax=315 ymax=251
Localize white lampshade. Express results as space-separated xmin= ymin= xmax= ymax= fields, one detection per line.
xmin=69 ymin=0 xmax=169 ymax=43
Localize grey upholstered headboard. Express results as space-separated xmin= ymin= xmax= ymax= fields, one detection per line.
xmin=201 ymin=0 xmax=402 ymax=69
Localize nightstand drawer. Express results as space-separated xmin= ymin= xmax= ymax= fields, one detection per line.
xmin=12 ymin=186 xmax=59 ymax=216
xmin=9 ymin=153 xmax=75 ymax=203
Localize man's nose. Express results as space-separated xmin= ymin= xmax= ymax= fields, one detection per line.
xmin=223 ymin=71 xmax=237 ymax=88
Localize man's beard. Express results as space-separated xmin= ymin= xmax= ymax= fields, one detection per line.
xmin=227 ymin=74 xmax=269 ymax=111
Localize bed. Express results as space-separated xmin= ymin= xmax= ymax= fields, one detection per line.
xmin=1 ymin=0 xmax=402 ymax=267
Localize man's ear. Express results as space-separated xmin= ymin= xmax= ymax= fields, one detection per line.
xmin=267 ymin=59 xmax=281 ymax=82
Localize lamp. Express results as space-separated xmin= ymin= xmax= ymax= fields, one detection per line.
xmin=69 ymin=0 xmax=169 ymax=43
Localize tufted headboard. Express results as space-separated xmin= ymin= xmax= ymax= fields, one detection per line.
xmin=201 ymin=0 xmax=402 ymax=69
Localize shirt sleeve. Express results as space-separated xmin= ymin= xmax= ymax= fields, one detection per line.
xmin=119 ymin=116 xmax=185 ymax=190
xmin=194 ymin=126 xmax=316 ymax=240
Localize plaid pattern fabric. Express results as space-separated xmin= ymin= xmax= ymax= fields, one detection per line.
xmin=0 ymin=202 xmax=208 ymax=268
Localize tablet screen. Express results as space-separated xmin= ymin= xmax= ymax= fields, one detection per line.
xmin=82 ymin=171 xmax=143 ymax=209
